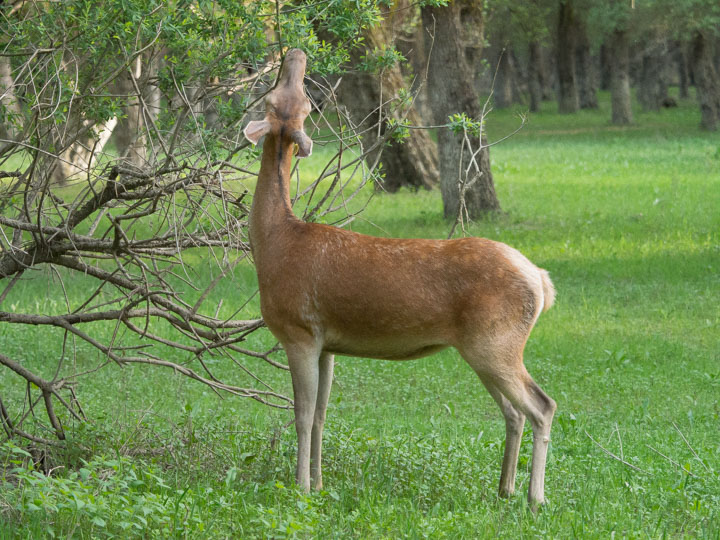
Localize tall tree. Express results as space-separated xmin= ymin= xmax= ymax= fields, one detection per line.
xmin=675 ymin=41 xmax=691 ymax=99
xmin=422 ymin=0 xmax=500 ymax=219
xmin=599 ymin=43 xmax=612 ymax=90
xmin=556 ymin=0 xmax=579 ymax=113
xmin=609 ymin=28 xmax=633 ymax=124
xmin=0 ymin=57 xmax=22 ymax=146
xmin=690 ymin=31 xmax=720 ymax=130
xmin=337 ymin=1 xmax=439 ymax=192
xmin=574 ymin=18 xmax=598 ymax=109
xmin=637 ymin=38 xmax=669 ymax=111
xmin=487 ymin=9 xmax=518 ymax=110
xmin=493 ymin=45 xmax=516 ymax=109
xmin=112 ymin=56 xmax=148 ymax=168
xmin=528 ymin=41 xmax=545 ymax=111
xmin=589 ymin=0 xmax=636 ymax=125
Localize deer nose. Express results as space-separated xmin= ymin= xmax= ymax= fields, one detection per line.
xmin=278 ymin=49 xmax=307 ymax=88
xmin=285 ymin=49 xmax=306 ymax=62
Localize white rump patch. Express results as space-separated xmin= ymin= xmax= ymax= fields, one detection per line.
xmin=498 ymin=244 xmax=544 ymax=319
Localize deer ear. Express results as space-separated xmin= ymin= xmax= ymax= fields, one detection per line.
xmin=244 ymin=120 xmax=272 ymax=145
xmin=291 ymin=130 xmax=313 ymax=158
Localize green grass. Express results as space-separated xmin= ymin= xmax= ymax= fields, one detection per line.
xmin=1 ymin=90 xmax=720 ymax=538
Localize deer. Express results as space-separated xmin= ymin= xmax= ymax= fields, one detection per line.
xmin=243 ymin=49 xmax=557 ymax=508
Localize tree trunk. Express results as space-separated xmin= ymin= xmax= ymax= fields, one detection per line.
xmin=690 ymin=31 xmax=720 ymax=131
xmin=0 ymin=57 xmax=22 ymax=145
xmin=337 ymin=1 xmax=438 ymax=192
xmin=422 ymin=1 xmax=500 ymax=219
xmin=599 ymin=43 xmax=612 ymax=91
xmin=49 ymin=56 xmax=148 ymax=184
xmin=610 ymin=29 xmax=633 ymax=125
xmin=487 ymin=10 xmax=516 ymax=109
xmin=556 ymin=0 xmax=579 ymax=113
xmin=637 ymin=55 xmax=659 ymax=111
xmin=540 ymin=47 xmax=557 ymax=101
xmin=540 ymin=45 xmax=554 ymax=101
xmin=459 ymin=3 xmax=486 ymax=93
xmin=143 ymin=51 xmax=163 ymax=125
xmin=528 ymin=41 xmax=543 ymax=112
xmin=48 ymin=116 xmax=118 ymax=185
xmin=493 ymin=46 xmax=514 ymax=109
xmin=113 ymin=57 xmax=147 ymax=168
xmin=575 ymin=19 xmax=598 ymax=109
xmin=637 ymin=40 xmax=669 ymax=111
xmin=676 ymin=42 xmax=690 ymax=99
xmin=509 ymin=49 xmax=525 ymax=104
xmin=47 ymin=51 xmax=120 ymax=184
xmin=404 ymin=17 xmax=436 ymax=123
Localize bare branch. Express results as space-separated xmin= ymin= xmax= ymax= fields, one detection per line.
xmin=0 ymin=10 xmax=386 ymax=445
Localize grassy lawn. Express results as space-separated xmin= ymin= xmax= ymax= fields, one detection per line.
xmin=1 ymin=91 xmax=719 ymax=538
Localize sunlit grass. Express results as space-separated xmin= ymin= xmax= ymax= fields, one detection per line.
xmin=1 ymin=90 xmax=719 ymax=537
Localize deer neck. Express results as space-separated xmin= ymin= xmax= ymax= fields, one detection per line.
xmin=249 ymin=132 xmax=298 ymax=259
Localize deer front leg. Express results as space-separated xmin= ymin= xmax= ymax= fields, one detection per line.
xmin=311 ymin=352 xmax=334 ymax=490
xmin=287 ymin=343 xmax=320 ymax=493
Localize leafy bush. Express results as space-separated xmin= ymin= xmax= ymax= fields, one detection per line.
xmin=2 ymin=442 xmax=205 ymax=537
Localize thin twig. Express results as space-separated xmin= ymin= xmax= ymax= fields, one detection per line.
xmin=585 ymin=429 xmax=652 ymax=475
xmin=672 ymin=421 xmax=710 ymax=473
xmin=646 ymin=444 xmax=700 ymax=478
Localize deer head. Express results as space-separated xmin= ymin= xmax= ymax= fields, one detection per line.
xmin=243 ymin=49 xmax=313 ymax=157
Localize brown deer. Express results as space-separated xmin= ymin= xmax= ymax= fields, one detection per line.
xmin=244 ymin=49 xmax=557 ymax=507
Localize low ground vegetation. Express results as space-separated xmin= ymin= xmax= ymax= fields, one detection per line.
xmin=1 ymin=91 xmax=719 ymax=537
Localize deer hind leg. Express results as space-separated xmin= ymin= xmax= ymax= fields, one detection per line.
xmin=310 ymin=352 xmax=334 ymax=490
xmin=495 ymin=369 xmax=555 ymax=508
xmin=285 ymin=341 xmax=321 ymax=493
xmin=462 ymin=345 xmax=556 ymax=508
xmin=480 ymin=378 xmax=526 ymax=498
xmin=523 ymin=376 xmax=556 ymax=508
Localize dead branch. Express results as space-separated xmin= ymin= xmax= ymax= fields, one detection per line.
xmin=585 ymin=429 xmax=652 ymax=475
